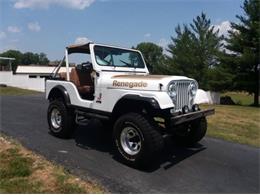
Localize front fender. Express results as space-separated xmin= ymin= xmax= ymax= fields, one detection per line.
xmin=117 ymin=91 xmax=174 ymax=110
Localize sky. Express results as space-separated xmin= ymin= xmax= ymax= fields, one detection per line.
xmin=0 ymin=0 xmax=244 ymax=61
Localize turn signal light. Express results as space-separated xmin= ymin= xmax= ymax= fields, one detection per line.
xmin=192 ymin=104 xmax=200 ymax=111
xmin=182 ymin=105 xmax=189 ymax=114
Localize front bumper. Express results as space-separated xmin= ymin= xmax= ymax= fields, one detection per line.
xmin=170 ymin=108 xmax=215 ymax=126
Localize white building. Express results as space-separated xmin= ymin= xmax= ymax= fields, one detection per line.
xmin=15 ymin=65 xmax=71 ymax=78
xmin=0 ymin=66 xmax=71 ymax=92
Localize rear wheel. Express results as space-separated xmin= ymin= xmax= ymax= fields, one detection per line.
xmin=113 ymin=112 xmax=164 ymax=166
xmin=47 ymin=100 xmax=75 ymax=138
xmin=173 ymin=117 xmax=207 ymax=146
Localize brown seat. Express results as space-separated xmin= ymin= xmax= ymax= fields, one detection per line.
xmin=58 ymin=72 xmax=67 ymax=80
xmin=69 ymin=68 xmax=94 ymax=95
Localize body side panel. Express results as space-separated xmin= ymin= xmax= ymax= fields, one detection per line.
xmin=45 ymin=79 xmax=174 ymax=113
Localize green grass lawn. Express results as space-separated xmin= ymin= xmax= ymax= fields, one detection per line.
xmin=0 ymin=135 xmax=105 ymax=193
xmin=0 ymin=86 xmax=40 ymax=96
xmin=222 ymin=91 xmax=258 ymax=106
xmin=202 ymin=104 xmax=260 ymax=147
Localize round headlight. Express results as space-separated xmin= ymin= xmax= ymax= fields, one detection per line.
xmin=189 ymin=81 xmax=197 ymax=97
xmin=168 ymin=82 xmax=177 ymax=98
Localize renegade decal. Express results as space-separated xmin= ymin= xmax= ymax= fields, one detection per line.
xmin=112 ymin=80 xmax=148 ymax=88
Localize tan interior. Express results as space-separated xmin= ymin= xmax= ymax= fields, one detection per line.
xmin=59 ymin=68 xmax=94 ymax=96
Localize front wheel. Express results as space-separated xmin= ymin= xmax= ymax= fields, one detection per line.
xmin=47 ymin=100 xmax=75 ymax=138
xmin=173 ymin=117 xmax=207 ymax=146
xmin=113 ymin=113 xmax=164 ymax=166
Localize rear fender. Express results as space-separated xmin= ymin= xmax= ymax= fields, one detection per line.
xmin=47 ymin=85 xmax=70 ymax=105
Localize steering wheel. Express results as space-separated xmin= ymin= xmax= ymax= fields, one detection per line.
xmin=81 ymin=61 xmax=92 ymax=71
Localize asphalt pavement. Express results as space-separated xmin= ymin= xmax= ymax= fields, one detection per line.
xmin=0 ymin=94 xmax=259 ymax=193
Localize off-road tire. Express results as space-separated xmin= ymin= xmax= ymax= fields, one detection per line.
xmin=173 ymin=117 xmax=207 ymax=146
xmin=113 ymin=112 xmax=164 ymax=167
xmin=47 ymin=100 xmax=75 ymax=138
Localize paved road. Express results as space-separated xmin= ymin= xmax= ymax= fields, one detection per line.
xmin=0 ymin=94 xmax=259 ymax=193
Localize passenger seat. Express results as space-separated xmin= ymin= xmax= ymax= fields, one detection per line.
xmin=70 ymin=67 xmax=94 ymax=96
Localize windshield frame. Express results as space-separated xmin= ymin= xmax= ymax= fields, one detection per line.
xmin=93 ymin=45 xmax=146 ymax=69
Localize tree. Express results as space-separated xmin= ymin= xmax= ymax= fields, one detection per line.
xmin=167 ymin=25 xmax=196 ymax=76
xmin=0 ymin=50 xmax=50 ymax=71
xmin=225 ymin=0 xmax=260 ymax=106
xmin=38 ymin=52 xmax=49 ymax=65
xmin=167 ymin=13 xmax=225 ymax=90
xmin=134 ymin=42 xmax=166 ymax=74
xmin=21 ymin=52 xmax=39 ymax=65
xmin=0 ymin=50 xmax=23 ymax=71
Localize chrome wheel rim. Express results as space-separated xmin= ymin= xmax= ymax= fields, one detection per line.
xmin=120 ymin=126 xmax=142 ymax=155
xmin=50 ymin=108 xmax=62 ymax=130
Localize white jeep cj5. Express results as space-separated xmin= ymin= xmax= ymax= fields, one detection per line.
xmin=46 ymin=42 xmax=214 ymax=166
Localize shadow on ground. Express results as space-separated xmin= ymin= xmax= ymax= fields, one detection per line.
xmin=72 ymin=119 xmax=206 ymax=172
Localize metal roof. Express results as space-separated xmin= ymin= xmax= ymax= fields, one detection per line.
xmin=16 ymin=66 xmax=72 ymax=74
xmin=0 ymin=57 xmax=15 ymax=61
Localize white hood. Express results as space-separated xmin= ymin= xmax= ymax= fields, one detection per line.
xmin=107 ymin=73 xmax=194 ymax=91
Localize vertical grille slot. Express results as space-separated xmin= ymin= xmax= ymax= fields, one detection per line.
xmin=175 ymin=81 xmax=191 ymax=112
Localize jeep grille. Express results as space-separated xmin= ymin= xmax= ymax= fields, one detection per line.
xmin=175 ymin=81 xmax=192 ymax=112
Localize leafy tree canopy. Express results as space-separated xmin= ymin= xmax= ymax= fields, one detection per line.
xmin=167 ymin=12 xmax=225 ymax=90
xmin=0 ymin=50 xmax=49 ymax=71
xmin=134 ymin=42 xmax=167 ymax=74
xmin=0 ymin=50 xmax=23 ymax=71
xmin=224 ymin=0 xmax=260 ymax=105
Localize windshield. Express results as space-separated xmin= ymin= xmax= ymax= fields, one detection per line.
xmin=94 ymin=45 xmax=145 ymax=68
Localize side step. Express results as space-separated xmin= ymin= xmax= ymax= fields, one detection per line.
xmin=75 ymin=112 xmax=90 ymax=126
xmin=75 ymin=109 xmax=110 ymax=125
